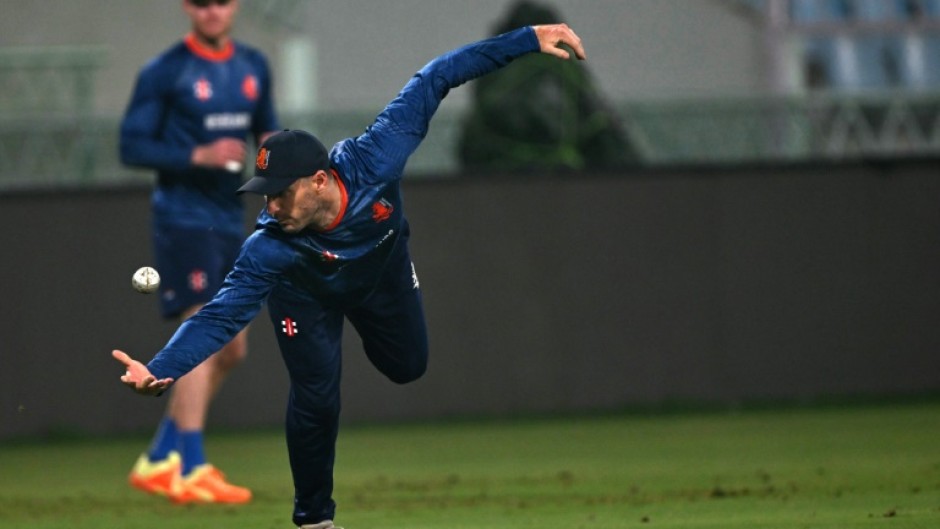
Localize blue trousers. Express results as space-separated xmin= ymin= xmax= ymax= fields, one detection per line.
xmin=266 ymin=236 xmax=428 ymax=526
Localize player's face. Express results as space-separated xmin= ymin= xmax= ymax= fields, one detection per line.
xmin=183 ymin=0 xmax=238 ymax=46
xmin=265 ymin=175 xmax=323 ymax=234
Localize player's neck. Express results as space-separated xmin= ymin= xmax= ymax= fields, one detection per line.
xmin=184 ymin=32 xmax=234 ymax=62
xmin=191 ymin=31 xmax=230 ymax=52
xmin=310 ymin=183 xmax=343 ymax=232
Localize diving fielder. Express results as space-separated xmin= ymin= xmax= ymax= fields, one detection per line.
xmin=115 ymin=23 xmax=586 ymax=529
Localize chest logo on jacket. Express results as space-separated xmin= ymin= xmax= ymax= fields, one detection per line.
xmin=372 ymin=199 xmax=394 ymax=222
xmin=242 ymin=75 xmax=259 ymax=100
xmin=193 ymin=78 xmax=213 ymax=101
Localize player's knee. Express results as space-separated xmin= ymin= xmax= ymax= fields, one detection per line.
xmin=386 ymin=355 xmax=427 ymax=385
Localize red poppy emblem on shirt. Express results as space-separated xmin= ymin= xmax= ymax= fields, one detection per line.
xmin=372 ymin=199 xmax=393 ymax=222
xmin=242 ymin=75 xmax=259 ymax=100
xmin=194 ymin=78 xmax=213 ymax=101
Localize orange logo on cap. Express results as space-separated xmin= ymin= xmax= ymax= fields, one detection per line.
xmin=256 ymin=147 xmax=270 ymax=169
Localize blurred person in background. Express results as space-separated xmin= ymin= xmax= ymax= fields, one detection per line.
xmin=119 ymin=0 xmax=280 ymax=505
xmin=457 ymin=0 xmax=637 ymax=172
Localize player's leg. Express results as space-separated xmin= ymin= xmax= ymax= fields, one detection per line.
xmin=128 ymin=223 xmax=196 ymax=497
xmin=160 ymin=304 xmax=251 ymax=504
xmin=168 ymin=229 xmax=251 ymax=504
xmin=169 ymin=304 xmax=248 ymax=433
xmin=267 ymin=284 xmax=345 ymax=527
xmin=129 ymin=225 xmax=249 ymax=503
xmin=128 ymin=418 xmax=181 ymax=497
xmin=346 ymin=234 xmax=428 ymax=385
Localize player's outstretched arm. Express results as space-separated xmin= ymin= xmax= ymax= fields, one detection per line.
xmin=112 ymin=349 xmax=174 ymax=396
xmin=532 ymin=23 xmax=587 ymax=60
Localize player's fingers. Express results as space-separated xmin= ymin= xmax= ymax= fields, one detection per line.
xmin=565 ymin=32 xmax=587 ymax=60
xmin=554 ymin=25 xmax=586 ymax=60
xmin=120 ymin=373 xmax=142 ymax=392
xmin=218 ymin=137 xmax=247 ymax=150
xmin=546 ymin=46 xmax=571 ymax=60
xmin=112 ymin=349 xmax=132 ymax=367
xmin=147 ymin=378 xmax=173 ymax=397
xmin=535 ymin=24 xmax=586 ymax=61
xmin=221 ymin=144 xmax=246 ymax=162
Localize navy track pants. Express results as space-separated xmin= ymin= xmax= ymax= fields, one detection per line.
xmin=266 ymin=237 xmax=428 ymax=526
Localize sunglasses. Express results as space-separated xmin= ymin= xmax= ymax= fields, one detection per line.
xmin=189 ymin=0 xmax=232 ymax=7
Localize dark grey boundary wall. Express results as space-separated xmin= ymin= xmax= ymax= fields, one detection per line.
xmin=2 ymin=160 xmax=939 ymax=440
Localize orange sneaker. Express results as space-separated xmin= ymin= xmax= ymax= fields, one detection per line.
xmin=128 ymin=451 xmax=181 ymax=496
xmin=168 ymin=464 xmax=252 ymax=504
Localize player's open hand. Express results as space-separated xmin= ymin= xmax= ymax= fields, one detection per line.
xmin=533 ymin=23 xmax=586 ymax=61
xmin=112 ymin=349 xmax=174 ymax=396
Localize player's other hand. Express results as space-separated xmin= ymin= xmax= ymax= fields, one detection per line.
xmin=533 ymin=23 xmax=586 ymax=61
xmin=191 ymin=137 xmax=247 ymax=169
xmin=112 ymin=349 xmax=174 ymax=396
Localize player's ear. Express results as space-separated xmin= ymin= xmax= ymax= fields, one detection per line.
xmin=312 ymin=170 xmax=329 ymax=190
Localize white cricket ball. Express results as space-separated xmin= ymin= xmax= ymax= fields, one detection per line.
xmin=225 ymin=160 xmax=243 ymax=173
xmin=132 ymin=266 xmax=161 ymax=294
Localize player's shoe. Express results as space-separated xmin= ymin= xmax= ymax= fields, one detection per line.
xmin=299 ymin=521 xmax=342 ymax=529
xmin=128 ymin=451 xmax=181 ymax=496
xmin=168 ymin=463 xmax=252 ymax=504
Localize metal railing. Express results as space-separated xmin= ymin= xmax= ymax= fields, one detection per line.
xmin=623 ymin=92 xmax=940 ymax=164
xmin=0 ymin=45 xmax=107 ymax=117
xmin=2 ymin=93 xmax=939 ymax=191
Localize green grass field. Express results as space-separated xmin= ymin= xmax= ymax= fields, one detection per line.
xmin=1 ymin=401 xmax=937 ymax=529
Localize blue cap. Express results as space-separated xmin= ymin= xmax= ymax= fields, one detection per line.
xmin=237 ymin=129 xmax=330 ymax=195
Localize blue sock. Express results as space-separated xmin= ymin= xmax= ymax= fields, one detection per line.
xmin=179 ymin=430 xmax=207 ymax=476
xmin=147 ymin=417 xmax=178 ymax=462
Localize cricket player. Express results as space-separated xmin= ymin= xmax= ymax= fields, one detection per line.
xmin=115 ymin=23 xmax=586 ymax=529
xmin=119 ymin=0 xmax=280 ymax=504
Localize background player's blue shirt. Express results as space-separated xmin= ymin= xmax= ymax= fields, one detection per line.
xmin=147 ymin=26 xmax=540 ymax=381
xmin=120 ymin=34 xmax=280 ymax=235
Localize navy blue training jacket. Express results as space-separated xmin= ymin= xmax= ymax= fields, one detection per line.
xmin=147 ymin=26 xmax=540 ymax=380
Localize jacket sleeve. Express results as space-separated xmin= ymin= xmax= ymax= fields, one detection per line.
xmin=119 ymin=64 xmax=194 ymax=171
xmin=146 ymin=231 xmax=291 ymax=380
xmin=251 ymin=52 xmax=281 ymax=141
xmin=346 ymin=26 xmax=540 ymax=183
